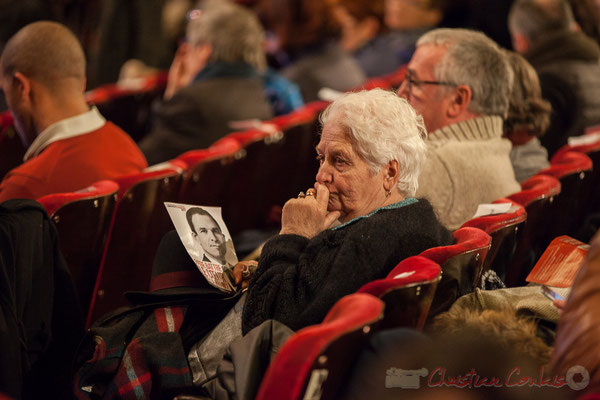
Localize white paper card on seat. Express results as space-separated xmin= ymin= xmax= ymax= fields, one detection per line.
xmin=568 ymin=132 xmax=600 ymax=146
xmin=471 ymin=203 xmax=512 ymax=219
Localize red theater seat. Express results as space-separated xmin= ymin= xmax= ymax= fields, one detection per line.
xmin=87 ymin=161 xmax=185 ymax=327
xmin=0 ymin=112 xmax=25 ymax=180
xmin=418 ymin=227 xmax=491 ymax=316
xmin=177 ymin=138 xmax=241 ymax=208
xmin=460 ymin=199 xmax=527 ymax=281
xmin=506 ymin=175 xmax=561 ymax=286
xmin=380 ymin=64 xmax=407 ymax=88
xmin=85 ymin=72 xmax=168 ymax=142
xmin=420 ymin=227 xmax=491 ymax=289
xmin=256 ymin=293 xmax=384 ymax=400
xmin=538 ymin=151 xmax=593 ymax=240
xmin=360 ymin=77 xmax=392 ymax=90
xmin=38 ymin=180 xmax=119 ymax=314
xmin=358 ymin=256 xmax=441 ymax=331
xmin=214 ymin=101 xmax=328 ymax=236
xmin=554 ymin=133 xmax=600 ymax=216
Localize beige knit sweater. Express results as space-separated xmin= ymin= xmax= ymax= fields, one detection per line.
xmin=416 ymin=116 xmax=521 ymax=230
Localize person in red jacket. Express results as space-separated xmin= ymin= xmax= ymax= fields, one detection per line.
xmin=0 ymin=21 xmax=147 ymax=202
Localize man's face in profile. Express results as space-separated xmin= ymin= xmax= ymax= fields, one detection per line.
xmin=191 ymin=213 xmax=226 ymax=262
xmin=397 ymin=43 xmax=453 ymax=133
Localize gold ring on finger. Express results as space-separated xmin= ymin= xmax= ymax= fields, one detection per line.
xmin=298 ymin=191 xmax=306 ymax=199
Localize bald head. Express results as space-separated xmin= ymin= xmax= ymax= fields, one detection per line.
xmin=0 ymin=21 xmax=86 ymax=90
xmin=509 ymin=0 xmax=575 ymax=41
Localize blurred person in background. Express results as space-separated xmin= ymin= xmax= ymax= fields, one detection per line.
xmin=504 ymin=50 xmax=551 ymax=182
xmin=138 ymin=1 xmax=273 ymax=165
xmin=383 ymin=0 xmax=445 ymax=68
xmin=567 ymin=0 xmax=600 ymax=45
xmin=257 ymin=0 xmax=366 ymax=101
xmin=509 ymin=0 xmax=600 ymax=156
xmin=331 ymin=0 xmax=393 ymax=77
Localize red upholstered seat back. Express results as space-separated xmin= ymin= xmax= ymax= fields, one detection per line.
xmin=419 ymin=227 xmax=491 ymax=289
xmin=507 ymin=174 xmax=561 ymax=207
xmin=538 ymin=151 xmax=593 ymax=241
xmin=177 ymin=138 xmax=241 ymax=208
xmin=552 ymin=132 xmax=600 ymax=162
xmin=361 ymin=77 xmax=392 ymax=90
xmin=87 ymin=164 xmax=185 ymax=327
xmin=214 ymin=101 xmax=329 ymax=236
xmin=381 ymin=64 xmax=407 ymax=87
xmin=113 ymin=160 xmax=186 ymax=199
xmin=0 ymin=111 xmax=13 ymax=127
xmin=539 ymin=150 xmax=592 ymax=179
xmin=352 ymin=65 xmax=407 ymax=91
xmin=256 ymin=293 xmax=384 ymax=400
xmin=553 ymin=134 xmax=600 ymax=216
xmin=0 ymin=111 xmax=26 ymax=180
xmin=85 ymin=71 xmax=168 ymax=142
xmin=38 ymin=180 xmax=119 ymax=217
xmin=461 ymin=199 xmax=527 ymax=281
xmin=216 ymin=127 xmax=285 ymax=235
xmin=38 ymin=180 xmax=119 ymax=314
xmin=358 ymin=256 xmax=441 ymax=330
xmin=461 ymin=199 xmax=526 ymax=234
xmin=506 ymin=175 xmax=561 ymax=286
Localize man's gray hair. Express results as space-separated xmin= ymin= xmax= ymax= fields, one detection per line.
xmin=186 ymin=2 xmax=266 ymax=70
xmin=509 ymin=0 xmax=575 ymax=41
xmin=417 ymin=28 xmax=513 ymax=118
xmin=319 ymin=89 xmax=428 ymax=197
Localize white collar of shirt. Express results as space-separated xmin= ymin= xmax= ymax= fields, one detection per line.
xmin=24 ymin=106 xmax=106 ymax=161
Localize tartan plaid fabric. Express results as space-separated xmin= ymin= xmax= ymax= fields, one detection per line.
xmin=74 ymin=305 xmax=194 ymax=399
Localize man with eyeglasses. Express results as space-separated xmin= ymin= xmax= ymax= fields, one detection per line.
xmin=398 ymin=28 xmax=520 ymax=230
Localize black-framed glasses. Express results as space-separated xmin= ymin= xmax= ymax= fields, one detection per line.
xmin=403 ymin=71 xmax=457 ymax=93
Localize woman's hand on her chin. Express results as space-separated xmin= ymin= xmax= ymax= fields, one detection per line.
xmin=280 ymin=183 xmax=341 ymax=238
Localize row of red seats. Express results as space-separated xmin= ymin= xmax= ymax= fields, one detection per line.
xmin=6 ymin=67 xmax=597 ymax=330
xmin=461 ymin=145 xmax=598 ymax=287
xmin=35 ymin=93 xmax=598 ymax=329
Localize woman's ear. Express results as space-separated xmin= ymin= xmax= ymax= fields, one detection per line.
xmin=383 ymin=159 xmax=400 ymax=192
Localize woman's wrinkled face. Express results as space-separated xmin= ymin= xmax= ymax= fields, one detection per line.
xmin=316 ymin=119 xmax=387 ymax=222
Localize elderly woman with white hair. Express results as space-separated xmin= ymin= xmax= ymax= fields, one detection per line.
xmin=241 ymin=88 xmax=452 ymax=334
